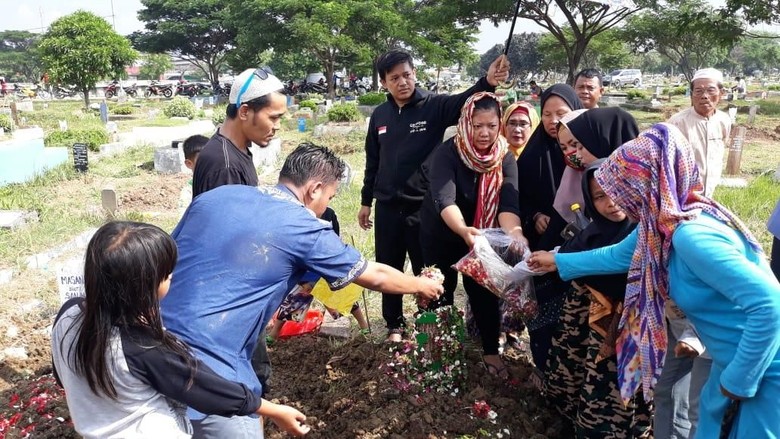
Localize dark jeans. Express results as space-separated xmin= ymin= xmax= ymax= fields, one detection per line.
xmin=772 ymin=237 xmax=780 ymax=282
xmin=420 ymin=230 xmax=501 ymax=355
xmin=375 ymin=200 xmax=423 ymax=330
xmin=250 ymin=329 xmax=271 ymax=396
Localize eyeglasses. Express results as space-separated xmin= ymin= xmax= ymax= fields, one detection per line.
xmin=507 ymin=121 xmax=531 ymax=129
xmin=235 ymin=66 xmax=274 ymax=107
xmin=692 ymin=87 xmax=721 ymax=97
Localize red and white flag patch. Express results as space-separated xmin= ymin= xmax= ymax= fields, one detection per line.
xmin=378 ymin=126 xmax=387 ymax=135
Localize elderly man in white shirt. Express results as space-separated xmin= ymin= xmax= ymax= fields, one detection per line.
xmin=668 ymin=68 xmax=732 ymax=197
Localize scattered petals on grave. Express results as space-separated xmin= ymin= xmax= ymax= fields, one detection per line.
xmin=382 ymin=304 xmax=467 ymax=396
xmin=0 ymin=374 xmax=72 ymax=437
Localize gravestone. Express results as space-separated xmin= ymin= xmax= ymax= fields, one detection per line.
xmin=728 ymin=107 xmax=738 ymax=124
xmin=154 ymin=147 xmax=184 ymax=174
xmin=58 ymin=120 xmax=68 ymax=131
xmin=101 ymin=188 xmax=118 ymax=215
xmin=748 ymin=105 xmax=758 ymax=125
xmin=725 ymin=126 xmax=746 ymax=175
xmin=56 ymin=257 xmax=85 ymax=304
xmin=9 ymin=101 xmax=18 ymax=127
xmin=318 ymin=312 xmax=352 ymax=339
xmin=99 ymin=101 xmax=109 ymax=124
xmin=72 ymin=143 xmax=88 ymax=172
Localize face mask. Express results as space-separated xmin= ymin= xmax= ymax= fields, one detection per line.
xmin=564 ymin=150 xmax=584 ymax=170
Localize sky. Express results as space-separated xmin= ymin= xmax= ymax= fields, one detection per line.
xmin=1 ymin=0 xmax=775 ymax=55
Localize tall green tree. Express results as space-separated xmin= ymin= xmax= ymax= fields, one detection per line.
xmin=38 ymin=11 xmax=136 ymax=107
xmin=0 ymin=31 xmax=42 ymax=82
xmin=721 ymin=1 xmax=780 ymax=25
xmin=622 ymin=0 xmax=742 ymax=81
xmin=230 ymin=0 xmax=378 ymax=97
xmin=139 ymin=53 xmax=173 ymax=80
xmin=728 ymin=33 xmax=780 ymax=76
xmin=471 ymin=33 xmax=543 ymax=81
xmin=579 ymin=28 xmax=636 ymax=73
xmin=507 ymin=0 xmax=652 ymax=84
xmin=230 ymin=0 xmax=508 ymax=95
xmin=133 ymin=0 xmax=235 ymax=87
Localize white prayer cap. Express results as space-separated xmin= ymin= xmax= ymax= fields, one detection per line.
xmin=229 ymin=68 xmax=285 ymax=106
xmin=691 ymin=68 xmax=724 ymax=84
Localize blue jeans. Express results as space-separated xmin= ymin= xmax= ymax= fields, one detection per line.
xmin=688 ymin=356 xmax=713 ymax=439
xmin=191 ymin=414 xmax=262 ymax=439
xmin=654 ymin=329 xmax=693 ymax=439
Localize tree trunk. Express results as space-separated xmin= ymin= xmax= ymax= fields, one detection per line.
xmin=326 ymin=61 xmax=336 ymax=99
xmin=566 ymin=41 xmax=588 ymax=85
xmin=82 ymin=86 xmax=91 ymax=108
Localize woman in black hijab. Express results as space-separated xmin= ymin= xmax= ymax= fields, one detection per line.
xmin=517 ymin=84 xmax=584 ymax=250
xmin=516 ymin=84 xmax=584 ymax=382
xmin=564 ymin=107 xmax=639 ymax=167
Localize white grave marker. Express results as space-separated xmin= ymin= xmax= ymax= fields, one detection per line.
xmin=56 ymin=258 xmax=85 ymax=304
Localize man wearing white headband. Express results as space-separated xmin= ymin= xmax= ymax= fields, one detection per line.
xmin=186 ymin=67 xmax=287 ymax=434
xmin=660 ymin=67 xmax=731 ymax=439
xmin=192 ymin=67 xmax=287 ymax=198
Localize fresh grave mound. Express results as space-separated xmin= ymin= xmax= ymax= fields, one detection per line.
xmin=264 ymin=334 xmax=569 ymax=438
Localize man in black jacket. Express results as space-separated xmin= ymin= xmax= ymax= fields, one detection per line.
xmin=358 ymin=49 xmax=510 ymax=341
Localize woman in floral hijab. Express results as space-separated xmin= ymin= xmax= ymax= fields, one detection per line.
xmin=529 ymin=123 xmax=780 ymax=438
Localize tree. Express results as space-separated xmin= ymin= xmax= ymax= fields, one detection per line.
xmin=133 ymin=0 xmax=235 ymax=87
xmin=230 ymin=0 xmax=382 ymax=97
xmin=0 ymin=31 xmax=42 ymax=82
xmin=471 ymin=33 xmax=543 ymax=82
xmin=622 ymin=0 xmax=742 ymax=81
xmin=506 ymin=0 xmax=651 ymax=84
xmin=721 ymin=1 xmax=780 ymax=26
xmin=728 ymin=33 xmax=780 ymax=76
xmin=579 ymin=28 xmax=635 ymax=73
xmin=230 ymin=0 xmax=510 ymax=95
xmin=139 ymin=53 xmax=173 ymax=80
xmin=38 ymin=11 xmax=136 ymax=107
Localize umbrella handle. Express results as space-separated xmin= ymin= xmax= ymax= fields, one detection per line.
xmin=499 ymin=0 xmax=523 ymax=89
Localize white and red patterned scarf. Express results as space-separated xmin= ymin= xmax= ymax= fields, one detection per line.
xmin=454 ymin=92 xmax=508 ymax=229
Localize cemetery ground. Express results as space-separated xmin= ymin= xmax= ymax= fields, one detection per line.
xmin=0 ymin=95 xmax=778 ymax=438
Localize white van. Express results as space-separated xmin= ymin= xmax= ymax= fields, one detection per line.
xmin=604 ymin=69 xmax=642 ymax=87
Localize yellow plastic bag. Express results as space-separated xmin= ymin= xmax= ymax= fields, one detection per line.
xmin=310 ymin=278 xmax=362 ymax=316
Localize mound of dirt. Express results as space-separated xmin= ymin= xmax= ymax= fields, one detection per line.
xmin=0 ymin=330 xmax=570 ymax=438
xmin=119 ymin=174 xmax=188 ymax=212
xmin=264 ymin=334 xmax=569 ymax=438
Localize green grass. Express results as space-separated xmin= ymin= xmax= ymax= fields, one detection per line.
xmin=714 ymin=174 xmax=780 ymax=252
xmin=0 ymin=145 xmax=157 ymax=269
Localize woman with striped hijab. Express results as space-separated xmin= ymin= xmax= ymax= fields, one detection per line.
xmin=419 ymin=92 xmax=527 ymax=379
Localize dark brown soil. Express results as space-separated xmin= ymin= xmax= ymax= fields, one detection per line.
xmin=264 ymin=334 xmax=568 ymax=438
xmin=119 ymin=174 xmax=188 ymax=212
xmin=0 ymin=330 xmax=569 ymax=438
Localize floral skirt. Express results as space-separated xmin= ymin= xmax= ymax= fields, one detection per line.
xmin=544 ymin=284 xmax=653 ymax=439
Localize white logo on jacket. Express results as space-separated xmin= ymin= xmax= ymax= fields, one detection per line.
xmin=409 ymin=120 xmax=427 ymax=134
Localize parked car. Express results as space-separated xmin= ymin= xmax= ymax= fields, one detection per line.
xmin=603 ymin=69 xmax=642 ymax=87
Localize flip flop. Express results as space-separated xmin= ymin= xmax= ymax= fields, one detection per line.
xmin=483 ymin=360 xmax=510 ymax=380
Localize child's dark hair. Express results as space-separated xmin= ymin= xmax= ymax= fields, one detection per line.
xmin=183 ymin=135 xmax=208 ymax=161
xmin=279 ymin=142 xmax=345 ymax=187
xmin=375 ymin=49 xmax=414 ymax=81
xmin=71 ymin=221 xmax=195 ymax=399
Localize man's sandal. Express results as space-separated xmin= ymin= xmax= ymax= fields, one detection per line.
xmin=483 ymin=360 xmax=510 ymax=380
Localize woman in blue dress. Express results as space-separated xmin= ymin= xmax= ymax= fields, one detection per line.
xmin=528 ymin=123 xmax=780 ymax=438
